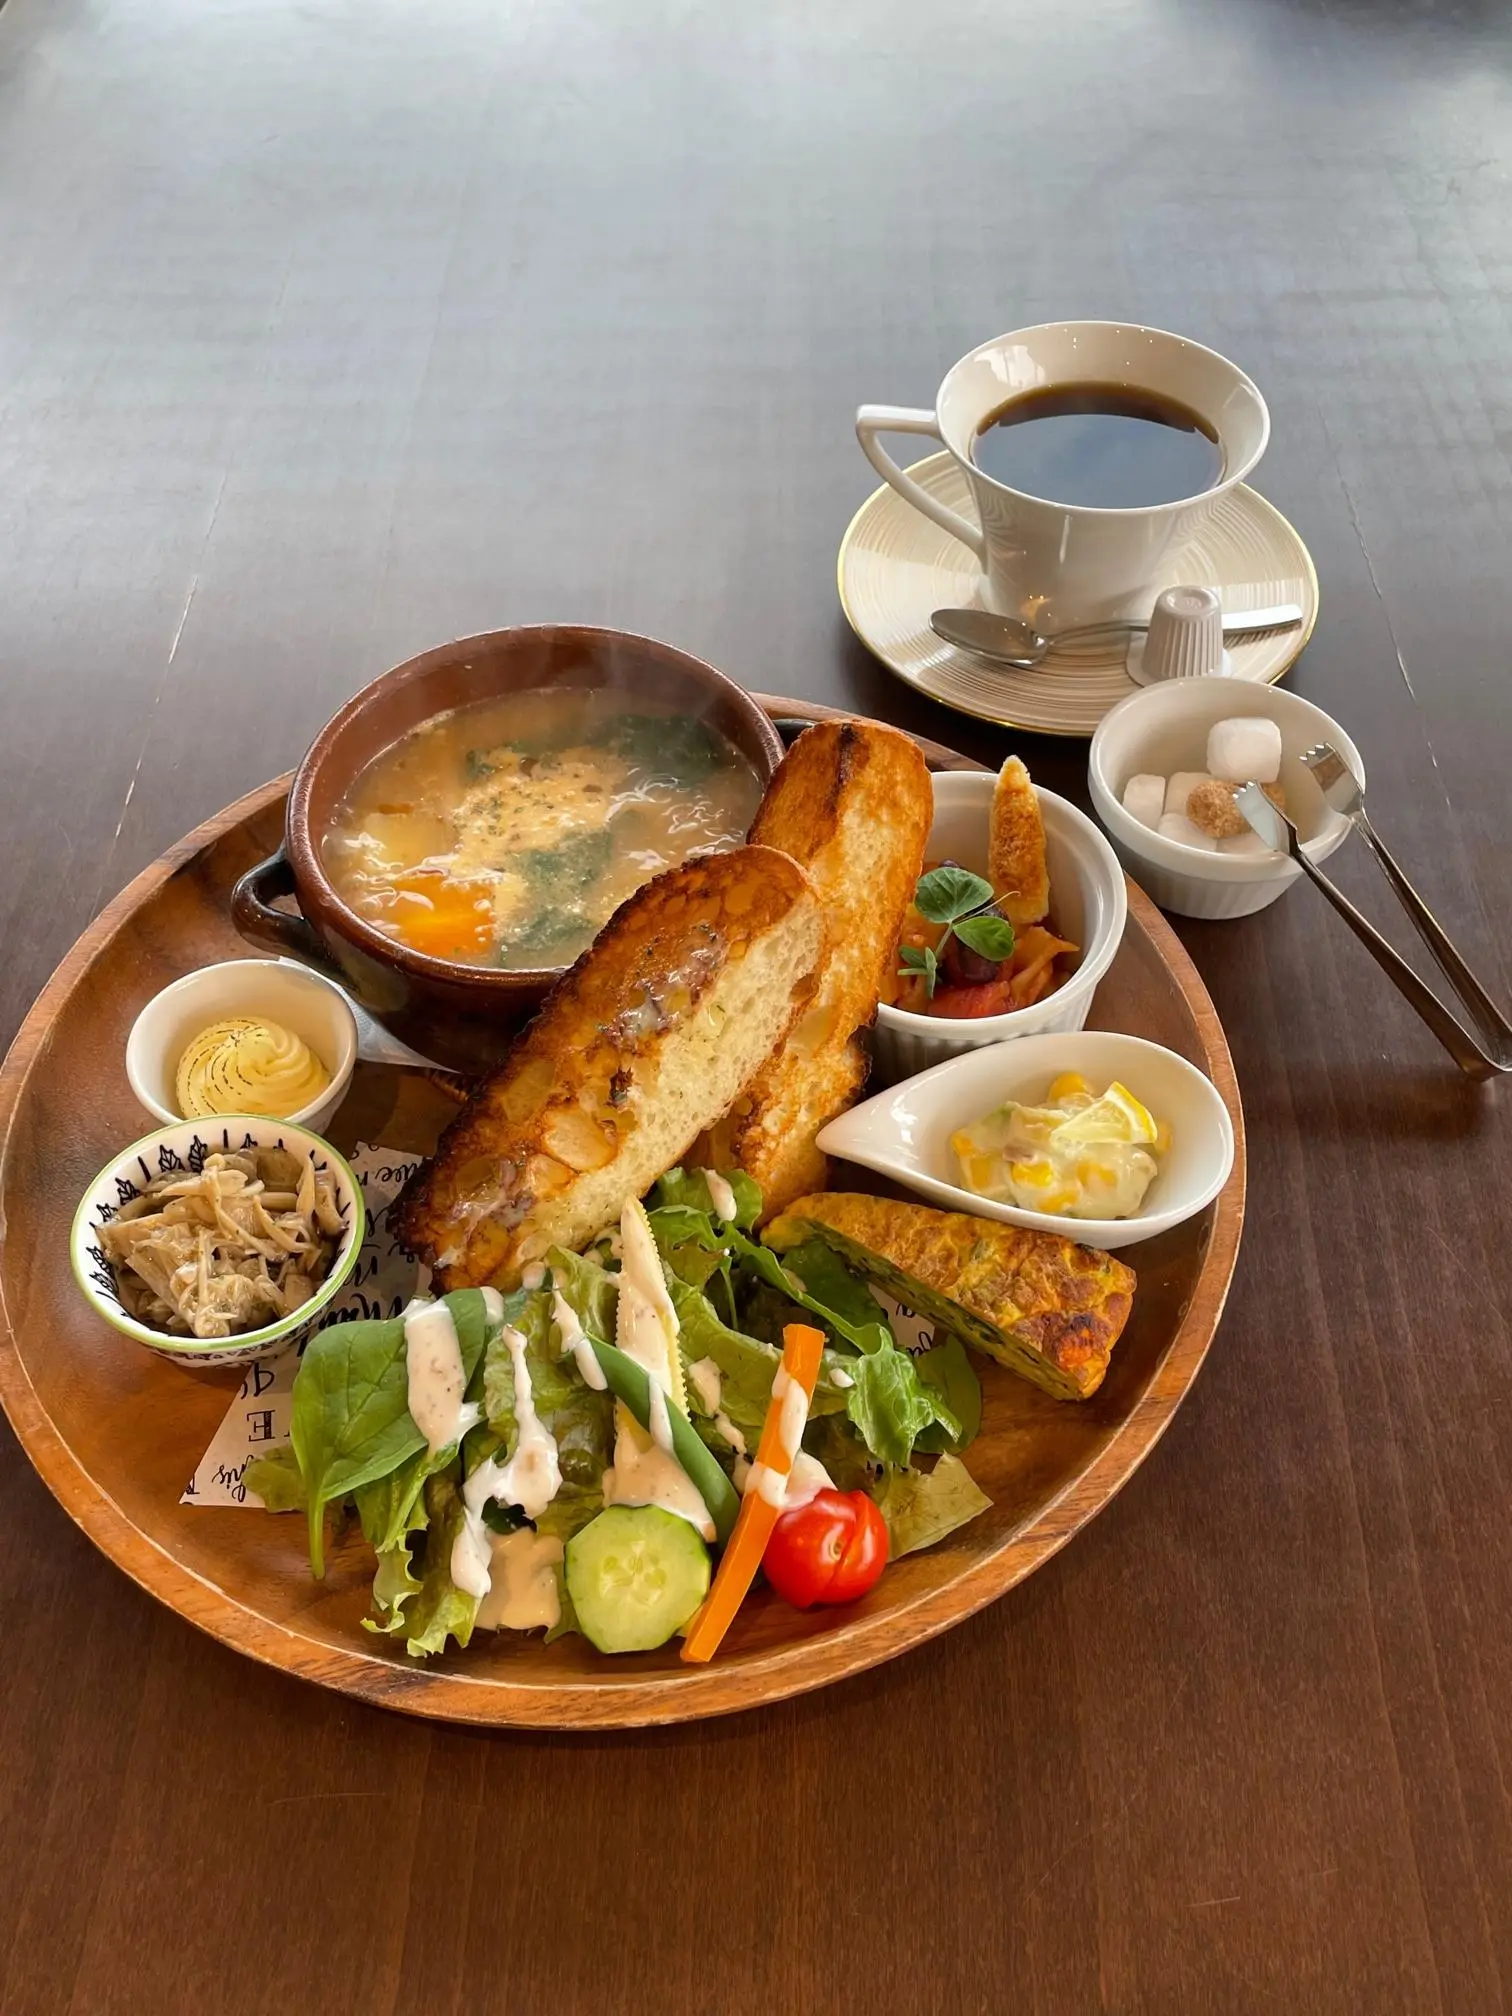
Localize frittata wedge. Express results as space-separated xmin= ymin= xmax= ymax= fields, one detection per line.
xmin=764 ymin=1193 xmax=1135 ymax=1401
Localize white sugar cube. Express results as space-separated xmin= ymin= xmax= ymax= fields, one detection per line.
xmin=1158 ymin=811 xmax=1219 ymax=852
xmin=1206 ymin=716 xmax=1283 ymax=784
xmin=1122 ymin=773 xmax=1166 ymax=831
xmin=1220 ymin=829 xmax=1275 ymax=856
xmin=1165 ymin=771 xmax=1211 ymax=816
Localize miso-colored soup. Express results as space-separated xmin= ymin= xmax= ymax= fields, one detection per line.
xmin=322 ymin=688 xmax=765 ymax=970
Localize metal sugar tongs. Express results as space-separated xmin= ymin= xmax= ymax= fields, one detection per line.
xmin=1233 ymin=741 xmax=1512 ymax=1080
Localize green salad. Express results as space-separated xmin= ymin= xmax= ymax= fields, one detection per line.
xmin=248 ymin=1168 xmax=991 ymax=1661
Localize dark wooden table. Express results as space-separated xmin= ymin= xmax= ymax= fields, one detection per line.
xmin=3 ymin=0 xmax=1511 ymax=2008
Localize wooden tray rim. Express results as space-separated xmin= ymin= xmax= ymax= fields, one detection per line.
xmin=0 ymin=698 xmax=1246 ymax=1728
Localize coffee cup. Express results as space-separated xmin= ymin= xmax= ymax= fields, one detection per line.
xmin=856 ymin=321 xmax=1269 ymax=633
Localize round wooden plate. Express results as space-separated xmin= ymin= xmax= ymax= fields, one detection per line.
xmin=0 ymin=698 xmax=1244 ymax=1728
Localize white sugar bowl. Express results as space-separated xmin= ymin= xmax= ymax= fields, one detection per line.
xmin=1088 ymin=678 xmax=1360 ymax=920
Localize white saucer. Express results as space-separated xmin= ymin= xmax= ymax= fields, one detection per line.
xmin=837 ymin=453 xmax=1320 ymax=738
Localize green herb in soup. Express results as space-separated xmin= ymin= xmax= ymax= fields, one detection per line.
xmin=322 ymin=689 xmax=765 ymax=969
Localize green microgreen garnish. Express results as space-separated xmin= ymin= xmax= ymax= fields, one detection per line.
xmin=897 ymin=866 xmax=1015 ymax=998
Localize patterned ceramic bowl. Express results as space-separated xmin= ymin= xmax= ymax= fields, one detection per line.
xmin=70 ymin=1117 xmax=366 ymax=1368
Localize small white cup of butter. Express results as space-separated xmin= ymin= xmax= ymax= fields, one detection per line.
xmin=126 ymin=958 xmax=358 ymax=1135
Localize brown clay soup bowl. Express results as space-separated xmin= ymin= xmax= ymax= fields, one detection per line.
xmin=231 ymin=625 xmax=785 ymax=1073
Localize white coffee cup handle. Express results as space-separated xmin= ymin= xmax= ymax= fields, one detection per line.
xmin=855 ymin=405 xmax=988 ymax=563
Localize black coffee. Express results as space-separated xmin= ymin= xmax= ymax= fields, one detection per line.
xmin=970 ymin=383 xmax=1222 ymax=508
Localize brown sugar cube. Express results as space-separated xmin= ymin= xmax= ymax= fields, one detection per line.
xmin=1184 ymin=778 xmax=1250 ymax=839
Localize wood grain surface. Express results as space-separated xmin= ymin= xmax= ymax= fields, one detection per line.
xmin=1 ymin=0 xmax=1510 ymax=2009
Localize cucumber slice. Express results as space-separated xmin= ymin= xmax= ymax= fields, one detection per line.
xmin=565 ymin=1506 xmax=711 ymax=1654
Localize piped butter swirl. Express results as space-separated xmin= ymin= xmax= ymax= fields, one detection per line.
xmin=175 ymin=1017 xmax=330 ymax=1120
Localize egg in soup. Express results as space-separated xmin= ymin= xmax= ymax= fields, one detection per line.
xmin=322 ymin=688 xmax=765 ymax=970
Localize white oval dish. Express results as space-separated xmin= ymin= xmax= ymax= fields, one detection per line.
xmin=1088 ymin=677 xmax=1361 ymax=920
xmin=818 ymin=1030 xmax=1235 ymax=1251
xmin=126 ymin=958 xmax=358 ymax=1133
xmin=872 ymin=771 xmax=1127 ymax=1085
xmin=70 ymin=1117 xmax=366 ymax=1367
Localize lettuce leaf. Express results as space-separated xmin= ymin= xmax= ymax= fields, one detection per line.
xmin=364 ymin=1471 xmax=479 ymax=1658
xmin=842 ymin=1347 xmax=955 ymax=1468
xmin=649 ymin=1165 xmax=762 ymax=1230
xmin=913 ymin=1337 xmax=983 ymax=1454
xmin=872 ymin=1456 xmax=992 ymax=1558
xmin=801 ymin=1413 xmax=879 ymax=1494
xmin=290 ymin=1289 xmax=492 ymax=1576
xmin=546 ymin=1246 xmax=619 ymax=1343
xmin=244 ymin=1445 xmax=305 ymax=1512
xmin=481 ymin=1286 xmax=614 ymax=1491
xmin=532 ymin=1483 xmax=604 ymax=1543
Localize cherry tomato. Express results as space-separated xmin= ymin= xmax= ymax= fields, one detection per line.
xmin=762 ymin=1489 xmax=889 ymax=1609
xmin=928 ymin=976 xmax=1017 ymax=1019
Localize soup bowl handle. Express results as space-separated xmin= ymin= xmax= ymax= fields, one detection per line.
xmin=231 ymin=846 xmax=339 ymax=975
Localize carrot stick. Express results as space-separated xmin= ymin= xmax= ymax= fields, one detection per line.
xmin=680 ymin=1323 xmax=825 ymax=1665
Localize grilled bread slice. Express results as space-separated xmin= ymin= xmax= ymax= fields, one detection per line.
xmin=989 ymin=755 xmax=1050 ymax=927
xmin=395 ymin=847 xmax=824 ymax=1289
xmin=764 ymin=1193 xmax=1135 ymax=1400
xmin=694 ymin=719 xmax=932 ymax=1217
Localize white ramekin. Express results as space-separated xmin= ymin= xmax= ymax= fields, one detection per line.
xmin=1088 ymin=677 xmax=1361 ymax=920
xmin=872 ymin=772 xmax=1127 ymax=1085
xmin=126 ymin=958 xmax=358 ymax=1134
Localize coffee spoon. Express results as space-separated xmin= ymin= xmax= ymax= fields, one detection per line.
xmin=930 ymin=601 xmax=1304 ymax=669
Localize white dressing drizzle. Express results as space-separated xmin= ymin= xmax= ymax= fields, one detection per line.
xmin=450 ymin=1479 xmax=496 ymax=1600
xmin=603 ymin=1430 xmax=716 ymax=1541
xmin=701 ymin=1168 xmax=738 ymax=1224
xmin=647 ymin=1379 xmax=675 ymax=1454
xmin=598 ymin=1196 xmax=715 ymax=1540
xmin=403 ymin=1300 xmax=480 ymax=1455
xmin=448 ymin=1323 xmax=564 ymax=1603
xmin=771 ymin=1365 xmax=810 ymax=1463
xmin=480 ymin=1286 xmax=506 ymax=1326
xmin=714 ymin=1409 xmax=747 ymax=1456
xmin=554 ymin=1289 xmax=607 ymax=1391
xmin=493 ymin=1325 xmax=562 ymax=1520
xmin=476 ymin=1529 xmax=563 ymax=1632
xmin=831 ymin=1366 xmax=854 ymax=1389
xmin=784 ymin=1450 xmax=835 ymax=1509
xmin=520 ymin=1263 xmax=548 ymax=1292
xmin=688 ymin=1355 xmax=723 ymax=1415
xmin=744 ymin=1462 xmax=789 ymax=1509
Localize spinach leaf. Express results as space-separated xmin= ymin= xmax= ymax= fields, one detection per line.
xmin=587 ymin=712 xmax=725 ymax=780
xmin=290 ymin=1288 xmax=490 ymax=1577
xmin=872 ymin=1456 xmax=992 ymax=1559
xmin=913 ymin=1337 xmax=983 ymax=1454
xmin=776 ymin=1238 xmax=895 ymax=1356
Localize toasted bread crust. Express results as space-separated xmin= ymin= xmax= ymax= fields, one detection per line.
xmin=990 ymin=756 xmax=1050 ymax=927
xmin=698 ymin=721 xmax=932 ymax=1216
xmin=395 ymin=846 xmax=822 ymax=1287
